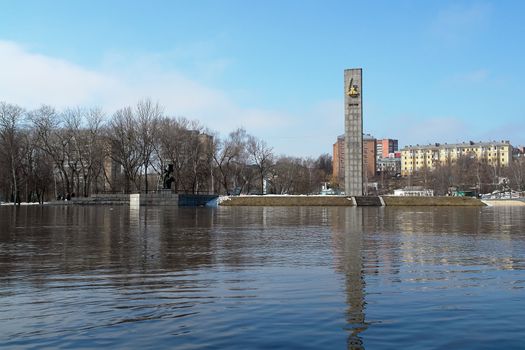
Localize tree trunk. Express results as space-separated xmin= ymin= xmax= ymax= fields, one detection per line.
xmin=11 ymin=154 xmax=17 ymax=204
xmin=145 ymin=163 xmax=148 ymax=193
xmin=260 ymin=171 xmax=264 ymax=194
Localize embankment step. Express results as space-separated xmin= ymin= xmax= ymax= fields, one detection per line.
xmin=354 ymin=196 xmax=383 ymax=206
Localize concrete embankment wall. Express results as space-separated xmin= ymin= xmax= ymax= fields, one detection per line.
xmin=219 ymin=195 xmax=355 ymax=206
xmin=71 ymin=192 xmax=179 ymax=206
xmin=140 ymin=192 xmax=179 ymax=206
xmin=219 ymin=195 xmax=486 ymax=206
xmin=382 ymin=196 xmax=485 ymax=206
xmin=68 ymin=194 xmax=487 ymax=207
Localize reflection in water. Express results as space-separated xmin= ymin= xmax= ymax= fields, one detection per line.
xmin=364 ymin=206 xmax=525 ymax=271
xmin=331 ymin=208 xmax=367 ymax=349
xmin=1 ymin=205 xmax=525 ymax=349
xmin=328 ymin=205 xmax=525 ymax=349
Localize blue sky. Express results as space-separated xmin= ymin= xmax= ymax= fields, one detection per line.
xmin=0 ymin=0 xmax=524 ymax=156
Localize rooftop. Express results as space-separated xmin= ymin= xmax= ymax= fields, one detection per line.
xmin=402 ymin=140 xmax=511 ymax=150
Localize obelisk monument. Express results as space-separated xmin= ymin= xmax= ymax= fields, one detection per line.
xmin=344 ymin=68 xmax=363 ymax=196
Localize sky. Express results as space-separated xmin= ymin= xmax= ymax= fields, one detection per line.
xmin=0 ymin=0 xmax=524 ymax=157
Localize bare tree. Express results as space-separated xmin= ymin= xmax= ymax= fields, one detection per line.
xmin=30 ymin=105 xmax=79 ymax=197
xmin=19 ymin=129 xmax=54 ymax=203
xmin=62 ymin=107 xmax=106 ymax=196
xmin=0 ymin=102 xmax=25 ymax=203
xmin=212 ymin=128 xmax=249 ymax=194
xmin=61 ymin=108 xmax=83 ymax=196
xmin=271 ymin=156 xmax=305 ymax=194
xmin=184 ymin=121 xmax=212 ymax=193
xmin=509 ymin=157 xmax=525 ymax=191
xmin=136 ymin=99 xmax=162 ymax=193
xmin=315 ymin=153 xmax=333 ymax=179
xmin=247 ymin=135 xmax=274 ymax=194
xmin=107 ymin=107 xmax=142 ymax=193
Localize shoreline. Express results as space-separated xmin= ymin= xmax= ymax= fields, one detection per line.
xmin=4 ymin=196 xmax=525 ymax=207
xmin=219 ymin=195 xmax=487 ymax=206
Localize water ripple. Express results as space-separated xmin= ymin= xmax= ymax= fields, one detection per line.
xmin=1 ymin=206 xmax=524 ymax=349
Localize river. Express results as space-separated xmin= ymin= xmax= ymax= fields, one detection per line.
xmin=1 ymin=205 xmax=524 ymax=349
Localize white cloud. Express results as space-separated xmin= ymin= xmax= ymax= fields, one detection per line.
xmin=0 ymin=40 xmax=292 ymax=137
xmin=0 ymin=41 xmax=118 ymax=108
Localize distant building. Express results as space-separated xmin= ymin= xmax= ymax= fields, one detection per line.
xmin=333 ymin=135 xmax=345 ymax=182
xmin=376 ymin=139 xmax=398 ymax=160
xmin=103 ymin=137 xmax=123 ymax=192
xmin=394 ymin=186 xmax=434 ymax=196
xmin=332 ymin=133 xmax=376 ymax=184
xmin=377 ymin=153 xmax=401 ymax=174
xmin=401 ymin=140 xmax=513 ymax=176
xmin=363 ymin=134 xmax=376 ymax=181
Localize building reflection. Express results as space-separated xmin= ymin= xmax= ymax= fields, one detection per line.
xmin=327 ymin=205 xmax=525 ymax=350
xmin=374 ymin=206 xmax=523 ymax=270
xmin=331 ymin=207 xmax=368 ymax=350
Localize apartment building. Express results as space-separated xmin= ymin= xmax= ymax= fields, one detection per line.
xmin=376 ymin=138 xmax=398 ymax=159
xmin=377 ymin=154 xmax=401 ymax=175
xmin=363 ymin=134 xmax=376 ymax=180
xmin=401 ymin=141 xmax=512 ymax=176
xmin=332 ymin=135 xmax=345 ymax=182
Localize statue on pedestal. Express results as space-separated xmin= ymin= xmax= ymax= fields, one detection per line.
xmin=162 ymin=164 xmax=175 ymax=189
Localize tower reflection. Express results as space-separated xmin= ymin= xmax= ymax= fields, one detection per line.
xmin=331 ymin=207 xmax=368 ymax=350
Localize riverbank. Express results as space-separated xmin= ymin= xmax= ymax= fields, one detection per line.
xmin=0 ymin=195 xmax=493 ymax=207
xmin=219 ymin=195 xmax=486 ymax=206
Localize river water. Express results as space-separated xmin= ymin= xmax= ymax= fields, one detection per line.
xmin=0 ymin=205 xmax=524 ymax=349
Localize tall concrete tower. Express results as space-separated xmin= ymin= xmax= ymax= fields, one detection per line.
xmin=344 ymin=68 xmax=363 ymax=196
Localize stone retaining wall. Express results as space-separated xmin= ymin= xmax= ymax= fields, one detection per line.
xmin=219 ymin=195 xmax=355 ymax=206
xmin=72 ymin=192 xmax=179 ymax=206
xmin=71 ymin=194 xmax=487 ymax=207
xmin=140 ymin=192 xmax=179 ymax=206
xmin=219 ymin=195 xmax=486 ymax=206
xmin=382 ymin=196 xmax=485 ymax=206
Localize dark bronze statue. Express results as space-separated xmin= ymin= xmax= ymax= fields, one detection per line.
xmin=163 ymin=164 xmax=175 ymax=189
